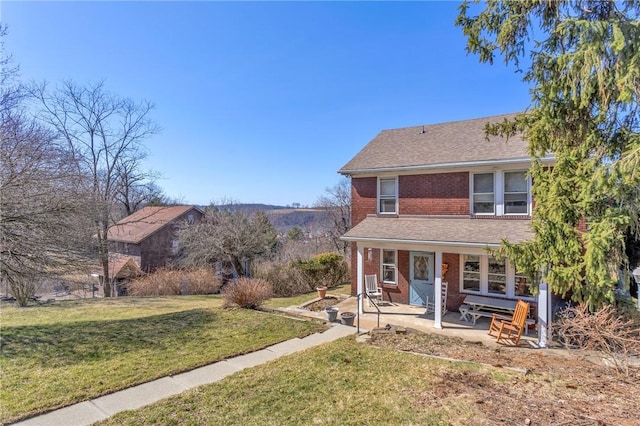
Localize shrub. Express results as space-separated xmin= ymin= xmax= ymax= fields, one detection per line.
xmin=128 ymin=268 xmax=221 ymax=296
xmin=222 ymin=277 xmax=273 ymax=309
xmin=295 ymin=252 xmax=349 ymax=289
xmin=555 ymin=303 xmax=640 ymax=376
xmin=253 ymin=261 xmax=310 ymax=297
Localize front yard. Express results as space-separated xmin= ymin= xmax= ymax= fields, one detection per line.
xmin=3 ymin=290 xmax=638 ymax=425
xmin=0 ymin=296 xmax=325 ymax=424
xmin=98 ymin=333 xmax=640 ymax=425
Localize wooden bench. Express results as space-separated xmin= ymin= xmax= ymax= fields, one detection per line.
xmin=468 ymin=308 xmax=536 ymax=335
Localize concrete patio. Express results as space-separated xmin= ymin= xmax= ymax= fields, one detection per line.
xmin=278 ymin=294 xmax=540 ymax=347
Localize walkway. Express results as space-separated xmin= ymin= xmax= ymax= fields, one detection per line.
xmin=12 ymin=324 xmax=356 ymax=426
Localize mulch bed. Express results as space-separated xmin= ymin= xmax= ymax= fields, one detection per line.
xmin=302 ymin=297 xmax=341 ymax=311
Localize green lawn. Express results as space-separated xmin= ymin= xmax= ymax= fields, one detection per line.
xmin=0 ymin=296 xmax=325 ymax=424
xmin=99 ymin=337 xmax=505 ymax=426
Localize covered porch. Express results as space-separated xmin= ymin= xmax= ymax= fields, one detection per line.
xmin=323 ymin=295 xmax=540 ymax=346
xmin=342 ymin=215 xmax=552 ymax=347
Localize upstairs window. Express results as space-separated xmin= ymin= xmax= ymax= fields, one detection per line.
xmin=472 ymin=173 xmax=495 ymax=214
xmin=504 ymin=171 xmax=528 ymax=214
xmin=378 ymin=177 xmax=397 ymax=214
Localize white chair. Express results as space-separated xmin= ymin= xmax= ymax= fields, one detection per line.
xmin=364 ymin=274 xmax=383 ymax=306
xmin=426 ymin=281 xmax=448 ymax=315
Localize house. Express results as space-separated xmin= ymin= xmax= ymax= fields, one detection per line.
xmin=107 ymin=205 xmax=204 ymax=272
xmin=339 ymin=113 xmax=555 ymax=346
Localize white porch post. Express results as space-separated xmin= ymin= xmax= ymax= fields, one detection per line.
xmin=537 ymin=280 xmax=550 ymax=348
xmin=434 ymin=251 xmax=443 ymax=329
xmin=356 ymin=243 xmax=364 ymax=314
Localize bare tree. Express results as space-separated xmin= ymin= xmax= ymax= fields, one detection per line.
xmin=1 ymin=93 xmax=91 ymax=305
xmin=315 ymin=177 xmax=351 ymax=256
xmin=32 ymin=80 xmax=159 ymax=297
xmin=177 ymin=206 xmax=278 ymax=278
xmin=115 ymin=156 xmax=164 ymax=217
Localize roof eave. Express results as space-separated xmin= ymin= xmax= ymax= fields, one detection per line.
xmin=338 ymin=155 xmax=555 ymax=176
xmin=340 ymin=235 xmax=502 ymax=248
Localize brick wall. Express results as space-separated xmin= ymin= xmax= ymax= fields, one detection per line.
xmin=349 ymin=174 xmax=471 ymax=303
xmin=351 ymin=177 xmax=377 ymax=226
xmin=400 ymin=172 xmax=469 ymax=215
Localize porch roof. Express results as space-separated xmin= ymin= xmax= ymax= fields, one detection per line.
xmin=341 ymin=216 xmax=533 ymax=247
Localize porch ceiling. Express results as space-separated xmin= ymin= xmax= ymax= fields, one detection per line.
xmin=341 ymin=216 xmax=533 ymax=247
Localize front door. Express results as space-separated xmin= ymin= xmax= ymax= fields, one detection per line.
xmin=409 ymin=251 xmax=434 ymax=306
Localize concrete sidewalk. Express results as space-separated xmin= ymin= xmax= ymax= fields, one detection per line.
xmin=13 ymin=324 xmax=356 ymax=426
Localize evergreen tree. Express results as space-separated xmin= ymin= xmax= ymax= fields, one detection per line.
xmin=457 ymin=1 xmax=640 ymax=308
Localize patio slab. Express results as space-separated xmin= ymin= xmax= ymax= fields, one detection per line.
xmin=280 ymin=296 xmax=539 ymax=347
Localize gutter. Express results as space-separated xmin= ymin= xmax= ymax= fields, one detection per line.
xmin=340 ymin=235 xmax=501 ymax=248
xmin=338 ymin=155 xmax=555 ymax=176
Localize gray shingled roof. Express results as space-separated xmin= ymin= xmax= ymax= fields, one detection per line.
xmin=339 ymin=113 xmax=529 ymax=174
xmin=341 ymin=216 xmax=533 ymax=247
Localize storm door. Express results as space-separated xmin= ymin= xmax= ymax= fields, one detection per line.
xmin=409 ymin=251 xmax=434 ymax=306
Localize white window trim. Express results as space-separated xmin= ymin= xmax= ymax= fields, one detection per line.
xmin=470 ymin=172 xmax=496 ymax=215
xmin=470 ymin=170 xmax=531 ymax=216
xmin=377 ymin=176 xmax=398 ymax=215
xmin=461 ymin=254 xmax=482 ymax=293
xmin=459 ymin=255 xmax=535 ymax=301
xmin=381 ymin=249 xmax=397 ymax=285
xmin=503 ymin=171 xmax=531 ymax=216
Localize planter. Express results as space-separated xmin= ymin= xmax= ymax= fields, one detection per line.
xmin=316 ymin=286 xmax=328 ymax=299
xmin=325 ymin=306 xmax=339 ymax=322
xmin=340 ymin=311 xmax=356 ymax=326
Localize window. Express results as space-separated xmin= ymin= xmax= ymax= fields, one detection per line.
xmin=187 ymin=213 xmax=194 ymax=224
xmin=462 ymin=255 xmax=480 ymax=292
xmin=472 ymin=173 xmax=495 ymax=214
xmin=171 ymin=240 xmax=179 ymax=255
xmin=487 ymin=256 xmax=506 ymax=295
xmin=515 ymin=272 xmax=533 ymax=298
xmin=378 ymin=177 xmax=397 ymax=214
xmin=382 ymin=249 xmax=397 ymax=284
xmin=471 ymin=171 xmax=531 ymax=216
xmin=460 ymin=255 xmax=534 ymax=300
xmin=504 ymin=171 xmax=528 ymax=214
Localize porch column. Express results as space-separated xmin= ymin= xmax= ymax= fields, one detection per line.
xmin=537 ymin=280 xmax=550 ymax=348
xmin=356 ymin=243 xmax=364 ymax=314
xmin=434 ymin=251 xmax=443 ymax=329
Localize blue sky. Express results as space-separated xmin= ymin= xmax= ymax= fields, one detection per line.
xmin=2 ymin=1 xmax=530 ymax=207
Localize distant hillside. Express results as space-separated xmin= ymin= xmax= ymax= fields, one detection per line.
xmin=203 ymin=204 xmax=332 ymax=234
xmin=265 ymin=208 xmax=331 ymax=234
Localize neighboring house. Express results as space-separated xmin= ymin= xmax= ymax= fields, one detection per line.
xmin=339 ymin=113 xmax=555 ymax=345
xmin=107 ymin=205 xmax=204 ymax=272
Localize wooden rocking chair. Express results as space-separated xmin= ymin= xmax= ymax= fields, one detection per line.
xmin=488 ymin=300 xmax=530 ymax=346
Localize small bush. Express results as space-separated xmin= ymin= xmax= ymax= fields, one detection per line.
xmin=295 ymin=252 xmax=349 ymax=289
xmin=223 ymin=277 xmax=273 ymax=309
xmin=129 ymin=268 xmax=221 ymax=296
